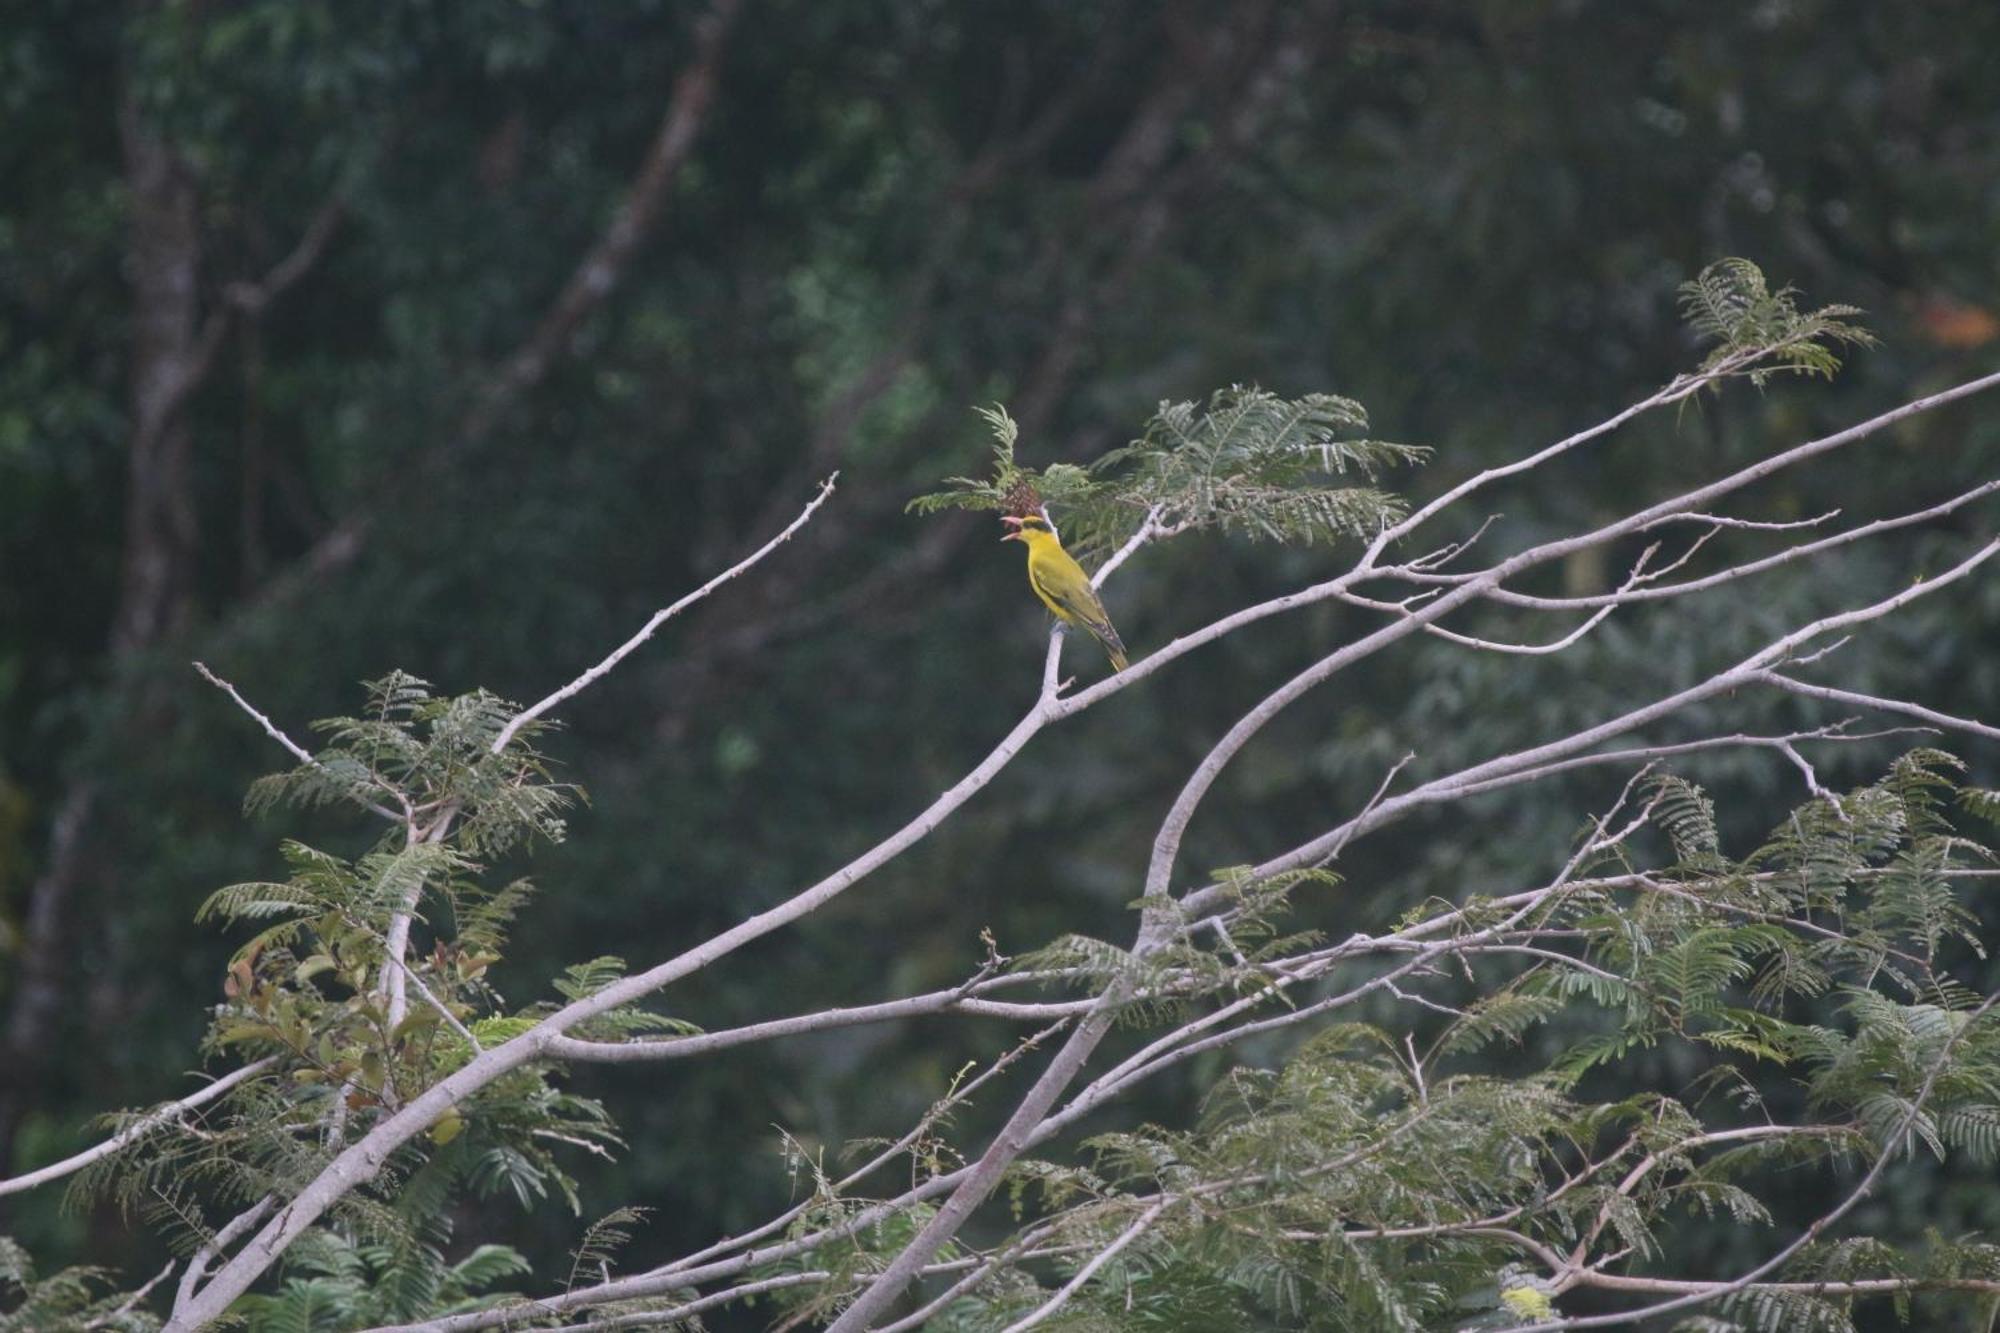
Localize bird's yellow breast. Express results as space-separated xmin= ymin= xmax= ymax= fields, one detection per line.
xmin=1009 ymin=522 xmax=1127 ymax=670
xmin=1022 ymin=533 xmax=1091 ymax=623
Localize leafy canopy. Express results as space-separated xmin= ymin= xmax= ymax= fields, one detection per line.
xmin=1679 ymin=257 xmax=1877 ymax=386
xmin=71 ymin=675 xmax=695 ymax=1327
xmin=908 ymin=388 xmax=1428 ymax=558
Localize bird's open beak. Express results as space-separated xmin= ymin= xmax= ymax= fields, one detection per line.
xmin=1000 ymin=514 xmax=1025 ymax=541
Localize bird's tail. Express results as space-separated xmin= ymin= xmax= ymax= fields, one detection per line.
xmin=1092 ymin=622 xmax=1129 ymax=672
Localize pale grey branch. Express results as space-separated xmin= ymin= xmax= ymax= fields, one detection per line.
xmin=997 ymin=1199 xmax=1170 ymax=1333
xmin=1757 ymin=670 xmax=2000 ymax=743
xmin=194 ymin=662 xmax=402 ymax=821
xmin=546 ymin=989 xmax=1088 ymax=1064
xmin=493 ymin=474 xmax=838 ymax=754
xmin=0 ymin=1057 xmax=277 ymax=1200
xmin=173 ymin=1195 xmax=275 ymax=1315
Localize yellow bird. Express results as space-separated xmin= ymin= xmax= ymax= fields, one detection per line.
xmin=1001 ymin=514 xmax=1128 ymax=671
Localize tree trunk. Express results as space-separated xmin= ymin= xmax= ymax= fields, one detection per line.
xmin=0 ymin=91 xmax=206 ymax=1180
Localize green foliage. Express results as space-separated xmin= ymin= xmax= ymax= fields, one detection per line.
xmin=563 ymin=1205 xmax=648 ymax=1295
xmin=1094 ymin=388 xmax=1428 ymax=547
xmin=0 ymin=1236 xmax=159 ymax=1333
xmin=904 ymin=402 xmax=1111 ymax=523
xmin=232 ymin=1233 xmax=529 ymax=1331
xmin=533 ymin=957 xmax=702 ymax=1044
xmin=1711 ymin=1287 xmax=1854 ymax=1333
xmin=188 ymin=831 xmax=494 ymax=1104
xmin=909 ymin=387 xmax=1427 ymax=558
xmin=245 ymin=672 xmax=576 ymax=858
xmin=1678 ymin=258 xmax=1877 ymax=386
xmin=70 ymin=677 xmax=626 ymax=1327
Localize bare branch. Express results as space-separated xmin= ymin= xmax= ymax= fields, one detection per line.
xmin=821 ymin=1006 xmax=1126 ymax=1333
xmin=1092 ymin=505 xmax=1163 ymax=588
xmin=381 ymin=952 xmax=482 ymax=1054
xmin=872 ymin=1242 xmax=1038 ymax=1333
xmin=1756 ymin=670 xmax=2000 ymax=743
xmin=1569 ymin=1271 xmax=2000 ymax=1299
xmin=474 ymin=1243 xmax=1098 ymax=1333
xmin=1406 ymin=512 xmax=1501 ymax=571
xmin=1641 ymin=506 xmax=1841 ymax=532
xmin=86 ymin=1258 xmax=178 ymax=1330
xmin=193 ymin=661 xmax=316 ymax=766
xmin=1396 ymin=478 xmax=1999 ymax=611
xmin=173 ymin=1195 xmax=275 ymax=1316
xmin=1041 ymin=620 xmax=1070 ymax=701
xmin=1440 ymin=724 xmax=1916 ymax=802
xmin=545 ymin=986 xmax=1087 ymax=1064
xmin=652 ymin=1019 xmax=1074 ymax=1282
xmin=1777 ymin=738 xmax=1847 ymax=818
xmin=377 ymin=474 xmax=838 ymax=1050
xmin=1189 ymin=537 xmax=2000 ymax=910
xmin=1562 ymin=1124 xmax=1820 ymax=1273
xmin=0 ymin=1057 xmax=276 ymax=1200
xmin=997 ymin=1199 xmax=1170 ymax=1333
xmin=1132 ymin=374 xmax=2000 ymax=906
xmin=1336 ymin=585 xmax=1622 ymax=656
xmin=1306 ymin=749 xmax=1413 ymax=865
xmin=493 ymin=474 xmax=838 ymax=753
xmin=531 ymin=1272 xmax=834 ymax=1333
xmin=1358 ymin=365 xmax=1725 ymax=566
xmin=194 ymin=662 xmax=403 ymax=821
xmin=381 ymin=814 xmax=449 ymax=1043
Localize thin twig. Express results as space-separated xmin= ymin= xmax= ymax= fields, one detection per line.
xmin=0 ymin=1058 xmax=277 ymax=1199
xmin=85 ymin=1258 xmax=177 ymax=1329
xmin=493 ymin=474 xmax=838 ymax=753
xmin=1641 ymin=506 xmax=1840 ymax=532
xmin=547 ymin=987 xmax=1085 ymax=1064
xmin=1092 ymin=505 xmax=1162 ymax=588
xmin=997 ymin=1199 xmax=1170 ymax=1332
xmin=194 ymin=662 xmax=402 ymax=821
xmin=1184 ymin=538 xmax=1999 ymax=914
xmin=650 ymin=1019 xmax=1075 ymax=1280
xmin=380 ymin=952 xmax=482 ymax=1053
xmin=1758 ymin=671 xmax=2000 ymax=743
xmin=1396 ymin=480 xmax=1999 ymax=610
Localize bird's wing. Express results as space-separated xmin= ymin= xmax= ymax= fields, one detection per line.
xmin=1030 ymin=557 xmax=1117 ymax=636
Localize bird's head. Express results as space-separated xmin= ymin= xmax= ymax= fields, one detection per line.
xmin=1000 ymin=513 xmax=1054 ymax=543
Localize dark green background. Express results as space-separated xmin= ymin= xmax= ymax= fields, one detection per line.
xmin=3 ymin=0 xmax=1998 ymax=1317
